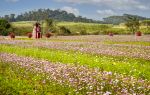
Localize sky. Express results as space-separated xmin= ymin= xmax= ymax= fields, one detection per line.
xmin=0 ymin=0 xmax=150 ymax=20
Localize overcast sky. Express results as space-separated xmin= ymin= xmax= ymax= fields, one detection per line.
xmin=1 ymin=0 xmax=150 ymax=20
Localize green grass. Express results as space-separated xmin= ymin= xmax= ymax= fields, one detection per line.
xmin=15 ymin=37 xmax=86 ymax=42
xmin=11 ymin=21 xmax=150 ymax=35
xmin=15 ymin=38 xmax=34 ymax=40
xmin=105 ymin=41 xmax=150 ymax=46
xmin=11 ymin=21 xmax=128 ymax=35
xmin=0 ymin=44 xmax=150 ymax=80
xmin=11 ymin=21 xmax=35 ymax=27
xmin=0 ymin=61 xmax=75 ymax=95
xmin=57 ymin=22 xmax=127 ymax=34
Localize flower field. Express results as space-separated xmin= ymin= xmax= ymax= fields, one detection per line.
xmin=0 ymin=35 xmax=150 ymax=95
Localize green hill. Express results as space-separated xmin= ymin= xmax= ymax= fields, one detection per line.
xmin=103 ymin=14 xmax=150 ymax=25
xmin=1 ymin=9 xmax=103 ymax=24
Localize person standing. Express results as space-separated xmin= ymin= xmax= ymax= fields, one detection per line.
xmin=32 ymin=23 xmax=42 ymax=39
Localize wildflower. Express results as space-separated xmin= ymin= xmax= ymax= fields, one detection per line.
xmin=103 ymin=91 xmax=112 ymax=95
xmin=42 ymin=80 xmax=46 ymax=84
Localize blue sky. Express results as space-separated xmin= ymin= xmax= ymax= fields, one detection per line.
xmin=1 ymin=0 xmax=150 ymax=20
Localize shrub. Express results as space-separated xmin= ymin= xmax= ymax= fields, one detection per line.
xmin=106 ymin=28 xmax=127 ymax=35
xmin=9 ymin=32 xmax=15 ymax=39
xmin=80 ymin=30 xmax=87 ymax=35
xmin=108 ymin=32 xmax=114 ymax=36
xmin=0 ymin=19 xmax=12 ymax=36
xmin=93 ymin=31 xmax=99 ymax=35
xmin=14 ymin=27 xmax=33 ymax=36
xmin=27 ymin=32 xmax=32 ymax=38
xmin=59 ymin=26 xmax=71 ymax=35
xmin=45 ymin=32 xmax=52 ymax=38
xmin=136 ymin=31 xmax=142 ymax=36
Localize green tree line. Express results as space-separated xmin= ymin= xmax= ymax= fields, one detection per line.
xmin=0 ymin=9 xmax=103 ymax=23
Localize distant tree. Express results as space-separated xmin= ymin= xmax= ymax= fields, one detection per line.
xmin=141 ymin=20 xmax=150 ymax=31
xmin=45 ymin=18 xmax=57 ymax=34
xmin=4 ymin=15 xmax=10 ymax=21
xmin=10 ymin=8 xmax=102 ymax=23
xmin=125 ymin=16 xmax=140 ymax=34
xmin=0 ymin=19 xmax=12 ymax=36
xmin=45 ymin=19 xmax=55 ymax=28
xmin=16 ymin=14 xmax=24 ymax=21
xmin=103 ymin=14 xmax=149 ymax=25
xmin=59 ymin=26 xmax=71 ymax=35
xmin=9 ymin=14 xmax=15 ymax=22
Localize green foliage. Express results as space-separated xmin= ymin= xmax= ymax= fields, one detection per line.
xmin=103 ymin=16 xmax=125 ymax=25
xmin=125 ymin=16 xmax=140 ymax=34
xmin=103 ymin=14 xmax=148 ymax=25
xmin=0 ymin=19 xmax=12 ymax=36
xmin=141 ymin=20 xmax=150 ymax=26
xmin=45 ymin=19 xmax=54 ymax=27
xmin=106 ymin=28 xmax=128 ymax=34
xmin=44 ymin=18 xmax=57 ymax=33
xmin=59 ymin=26 xmax=71 ymax=35
xmin=140 ymin=28 xmax=150 ymax=34
xmin=58 ymin=22 xmax=114 ymax=35
xmin=141 ymin=20 xmax=150 ymax=33
xmin=2 ymin=8 xmax=103 ymax=23
xmin=79 ymin=29 xmax=87 ymax=35
xmin=11 ymin=21 xmax=150 ymax=36
xmin=92 ymin=31 xmax=100 ymax=35
xmin=13 ymin=26 xmax=33 ymax=36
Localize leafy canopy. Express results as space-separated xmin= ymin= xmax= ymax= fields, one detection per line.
xmin=0 ymin=19 xmax=12 ymax=36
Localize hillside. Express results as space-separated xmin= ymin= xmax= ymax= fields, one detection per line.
xmin=1 ymin=9 xmax=149 ymax=25
xmin=103 ymin=14 xmax=150 ymax=25
xmin=0 ymin=9 xmax=103 ymax=23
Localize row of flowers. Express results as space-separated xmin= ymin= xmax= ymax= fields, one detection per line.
xmin=6 ymin=32 xmax=53 ymax=39
xmin=7 ymin=31 xmax=144 ymax=39
xmin=1 ymin=35 xmax=150 ymax=42
xmin=0 ymin=38 xmax=150 ymax=60
xmin=0 ymin=53 xmax=149 ymax=94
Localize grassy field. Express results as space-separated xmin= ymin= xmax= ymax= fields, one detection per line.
xmin=57 ymin=22 xmax=127 ymax=34
xmin=105 ymin=41 xmax=150 ymax=46
xmin=0 ymin=61 xmax=74 ymax=95
xmin=11 ymin=21 xmax=36 ymax=27
xmin=11 ymin=21 xmax=150 ymax=36
xmin=11 ymin=21 xmax=126 ymax=35
xmin=0 ymin=35 xmax=150 ymax=94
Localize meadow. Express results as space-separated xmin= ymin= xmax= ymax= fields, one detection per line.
xmin=11 ymin=21 xmax=150 ymax=36
xmin=0 ymin=35 xmax=150 ymax=95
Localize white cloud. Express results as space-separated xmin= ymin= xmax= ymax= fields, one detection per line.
xmin=55 ymin=0 xmax=149 ymax=10
xmin=97 ymin=9 xmax=117 ymax=17
xmin=137 ymin=5 xmax=149 ymax=10
xmin=5 ymin=0 xmax=19 ymax=2
xmin=62 ymin=6 xmax=79 ymax=16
